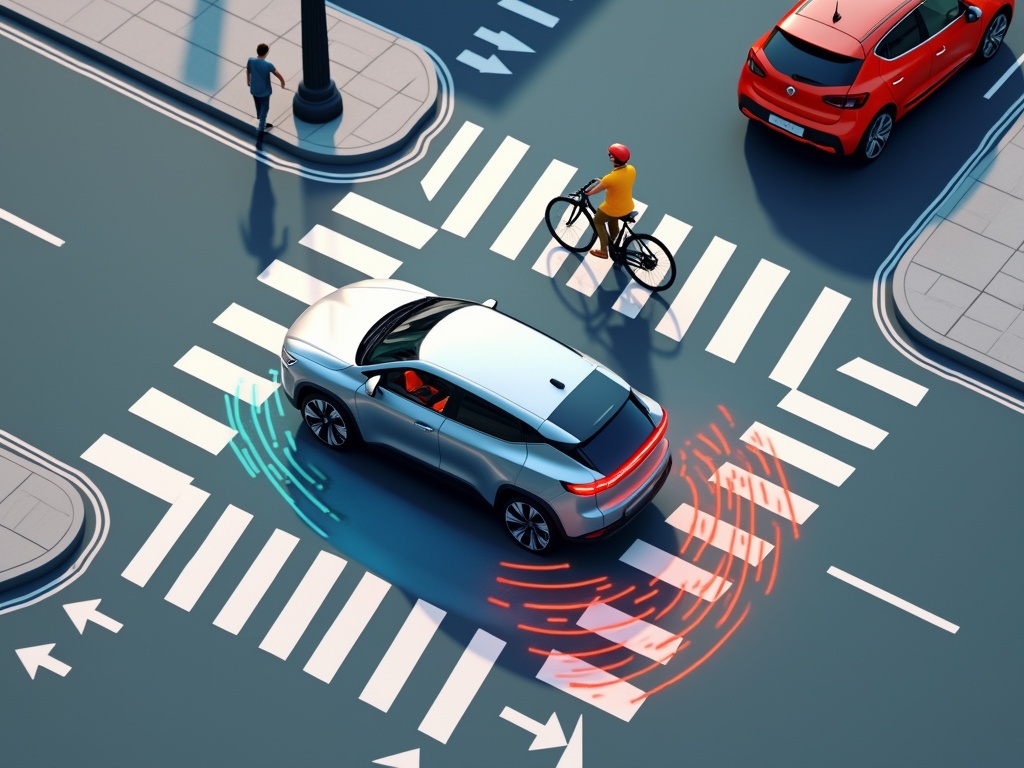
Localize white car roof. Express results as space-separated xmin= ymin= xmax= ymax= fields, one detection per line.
xmin=419 ymin=305 xmax=597 ymax=421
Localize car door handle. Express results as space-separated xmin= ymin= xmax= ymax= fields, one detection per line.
xmin=935 ymin=46 xmax=946 ymax=56
xmin=413 ymin=421 xmax=435 ymax=432
xmin=892 ymin=77 xmax=904 ymax=85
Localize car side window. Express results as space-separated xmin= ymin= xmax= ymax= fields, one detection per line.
xmin=918 ymin=0 xmax=964 ymax=37
xmin=877 ymin=11 xmax=926 ymax=59
xmin=451 ymin=393 xmax=524 ymax=442
xmin=381 ymin=369 xmax=453 ymax=414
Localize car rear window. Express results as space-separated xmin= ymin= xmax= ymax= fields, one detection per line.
xmin=763 ymin=27 xmax=863 ymax=87
xmin=547 ymin=370 xmax=629 ymax=442
xmin=577 ymin=395 xmax=654 ymax=476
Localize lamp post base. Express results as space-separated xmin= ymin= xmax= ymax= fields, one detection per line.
xmin=292 ymin=80 xmax=343 ymax=123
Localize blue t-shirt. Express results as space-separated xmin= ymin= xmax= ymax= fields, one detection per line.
xmin=247 ymin=57 xmax=276 ymax=97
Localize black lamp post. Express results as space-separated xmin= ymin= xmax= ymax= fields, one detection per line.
xmin=292 ymin=0 xmax=343 ymax=123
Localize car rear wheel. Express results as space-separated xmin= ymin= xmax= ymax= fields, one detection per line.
xmin=855 ymin=110 xmax=893 ymax=164
xmin=302 ymin=393 xmax=359 ymax=450
xmin=502 ymin=495 xmax=559 ymax=554
xmin=975 ymin=10 xmax=1010 ymax=62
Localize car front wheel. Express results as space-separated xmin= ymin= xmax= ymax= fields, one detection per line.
xmin=975 ymin=10 xmax=1010 ymax=62
xmin=502 ymin=495 xmax=559 ymax=554
xmin=302 ymin=393 xmax=359 ymax=450
xmin=855 ymin=110 xmax=893 ymax=163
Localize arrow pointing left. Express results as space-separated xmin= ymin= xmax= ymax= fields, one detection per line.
xmin=16 ymin=644 xmax=71 ymax=679
xmin=63 ymin=599 xmax=123 ymax=634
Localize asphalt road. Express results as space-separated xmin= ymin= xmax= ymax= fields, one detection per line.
xmin=2 ymin=2 xmax=1023 ymax=766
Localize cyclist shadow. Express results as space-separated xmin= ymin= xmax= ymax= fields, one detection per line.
xmin=545 ymin=246 xmax=682 ymax=401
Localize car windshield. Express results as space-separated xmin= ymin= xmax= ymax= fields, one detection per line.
xmin=359 ymin=298 xmax=470 ymax=365
xmin=763 ymin=27 xmax=863 ymax=87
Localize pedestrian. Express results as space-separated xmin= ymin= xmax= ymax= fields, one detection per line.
xmin=585 ymin=143 xmax=635 ymax=258
xmin=246 ymin=43 xmax=286 ymax=136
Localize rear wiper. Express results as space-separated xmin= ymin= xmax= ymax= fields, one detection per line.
xmin=791 ymin=73 xmax=825 ymax=86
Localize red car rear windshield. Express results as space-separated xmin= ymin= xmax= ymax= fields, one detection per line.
xmin=763 ymin=27 xmax=864 ymax=87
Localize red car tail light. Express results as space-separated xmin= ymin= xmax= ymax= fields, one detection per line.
xmin=561 ymin=411 xmax=668 ymax=497
xmin=822 ymin=93 xmax=868 ymax=109
xmin=746 ymin=51 xmax=766 ymax=78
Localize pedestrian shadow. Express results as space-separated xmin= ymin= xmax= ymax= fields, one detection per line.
xmin=239 ymin=158 xmax=288 ymax=274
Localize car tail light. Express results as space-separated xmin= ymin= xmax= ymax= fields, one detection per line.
xmin=746 ymin=51 xmax=766 ymax=77
xmin=822 ymin=93 xmax=868 ymax=109
xmin=561 ymin=411 xmax=668 ymax=497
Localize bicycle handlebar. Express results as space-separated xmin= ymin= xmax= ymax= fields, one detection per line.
xmin=571 ymin=178 xmax=602 ymax=200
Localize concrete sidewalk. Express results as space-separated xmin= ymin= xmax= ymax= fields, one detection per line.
xmin=0 ymin=0 xmax=439 ymax=163
xmin=893 ymin=106 xmax=1024 ymax=391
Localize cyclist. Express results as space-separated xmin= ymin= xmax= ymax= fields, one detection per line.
xmin=585 ymin=143 xmax=635 ymax=259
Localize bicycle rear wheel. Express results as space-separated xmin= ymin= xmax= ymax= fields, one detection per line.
xmin=621 ymin=234 xmax=676 ymax=291
xmin=545 ymin=196 xmax=596 ymax=253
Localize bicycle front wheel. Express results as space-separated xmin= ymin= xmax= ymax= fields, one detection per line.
xmin=621 ymin=234 xmax=676 ymax=291
xmin=545 ymin=196 xmax=596 ymax=253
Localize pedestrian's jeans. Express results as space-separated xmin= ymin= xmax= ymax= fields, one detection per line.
xmin=252 ymin=95 xmax=270 ymax=132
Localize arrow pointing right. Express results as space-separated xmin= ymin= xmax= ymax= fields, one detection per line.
xmin=499 ymin=706 xmax=567 ymax=750
xmin=456 ymin=50 xmax=512 ymax=75
xmin=15 ymin=644 xmax=72 ymax=679
xmin=474 ymin=27 xmax=534 ymax=53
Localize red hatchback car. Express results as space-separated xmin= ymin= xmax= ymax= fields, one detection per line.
xmin=738 ymin=0 xmax=1014 ymax=161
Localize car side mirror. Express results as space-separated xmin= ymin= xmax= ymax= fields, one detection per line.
xmin=482 ymin=298 xmax=497 ymax=309
xmin=966 ymin=6 xmax=982 ymax=22
xmin=366 ymin=374 xmax=381 ymax=397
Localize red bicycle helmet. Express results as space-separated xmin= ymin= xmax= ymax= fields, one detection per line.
xmin=608 ymin=143 xmax=630 ymax=163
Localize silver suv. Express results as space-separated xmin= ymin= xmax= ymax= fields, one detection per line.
xmin=280 ymin=279 xmax=671 ymax=553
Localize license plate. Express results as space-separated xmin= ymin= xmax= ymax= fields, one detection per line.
xmin=768 ymin=113 xmax=805 ymax=137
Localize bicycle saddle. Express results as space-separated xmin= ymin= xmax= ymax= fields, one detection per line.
xmin=619 ymin=211 xmax=639 ymax=223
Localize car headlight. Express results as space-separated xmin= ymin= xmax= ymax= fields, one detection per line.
xmin=282 ymin=347 xmax=297 ymax=367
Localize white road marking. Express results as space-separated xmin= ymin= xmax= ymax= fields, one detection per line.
xmin=499 ymin=0 xmax=558 ymax=27
xmin=81 ymin=434 xmax=193 ymax=504
xmin=705 ymin=259 xmax=789 ymax=362
xmin=213 ymin=529 xmax=299 ymax=635
xmin=827 ymin=566 xmax=959 ymax=634
xmin=655 ymin=236 xmax=736 ymax=341
xmin=258 ymin=260 xmax=336 ymax=305
xmin=304 ymin=572 xmax=391 ymax=684
xmin=0 ymin=207 xmax=63 ymax=246
xmin=536 ymin=652 xmax=644 ymax=721
xmin=121 ymin=485 xmax=209 ymax=587
xmin=421 ymin=120 xmax=483 ymax=200
xmin=418 ymin=629 xmax=506 ymax=744
xmin=164 ymin=504 xmax=252 ymax=612
xmin=173 ymin=346 xmax=278 ymax=406
xmin=213 ymin=303 xmax=287 ymax=353
xmin=778 ymin=390 xmax=888 ymax=449
xmin=612 ymin=214 xmax=692 ymax=318
xmin=129 ymin=388 xmax=236 ymax=455
xmin=259 ymin=550 xmax=348 ymax=660
xmin=711 ymin=462 xmax=819 ymax=525
xmin=741 ymin=422 xmax=854 ymax=486
xmin=299 ymin=225 xmax=402 ymax=278
xmin=565 ymin=201 xmax=647 ymax=296
xmin=838 ymin=357 xmax=927 ymax=405
xmin=360 ymin=599 xmax=446 ymax=712
xmin=620 ymin=539 xmax=732 ymax=601
xmin=665 ymin=502 xmax=775 ymax=566
xmin=984 ymin=50 xmax=1024 ymax=99
xmin=333 ymin=193 xmax=436 ymax=249
xmin=769 ymin=287 xmax=850 ymax=389
xmin=576 ymin=602 xmax=681 ymax=663
xmin=491 ymin=159 xmax=576 ymax=259
xmin=442 ymin=135 xmax=529 ymax=237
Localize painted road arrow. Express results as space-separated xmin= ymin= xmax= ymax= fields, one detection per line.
xmin=474 ymin=27 xmax=534 ymax=53
xmin=64 ymin=599 xmax=123 ymax=634
xmin=16 ymin=643 xmax=71 ymax=679
xmin=456 ymin=50 xmax=512 ymax=75
xmin=499 ymin=706 xmax=567 ymax=750
xmin=372 ymin=748 xmax=419 ymax=768
xmin=556 ymin=716 xmax=584 ymax=768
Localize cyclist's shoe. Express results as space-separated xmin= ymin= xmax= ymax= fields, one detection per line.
xmin=589 ymin=249 xmax=608 ymax=259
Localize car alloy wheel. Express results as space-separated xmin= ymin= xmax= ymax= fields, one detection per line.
xmin=302 ymin=395 xmax=353 ymax=449
xmin=860 ymin=111 xmax=893 ymax=162
xmin=981 ymin=12 xmax=1009 ymax=60
xmin=503 ymin=497 xmax=555 ymax=553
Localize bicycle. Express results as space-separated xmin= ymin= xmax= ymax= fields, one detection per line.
xmin=544 ymin=179 xmax=676 ymax=291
